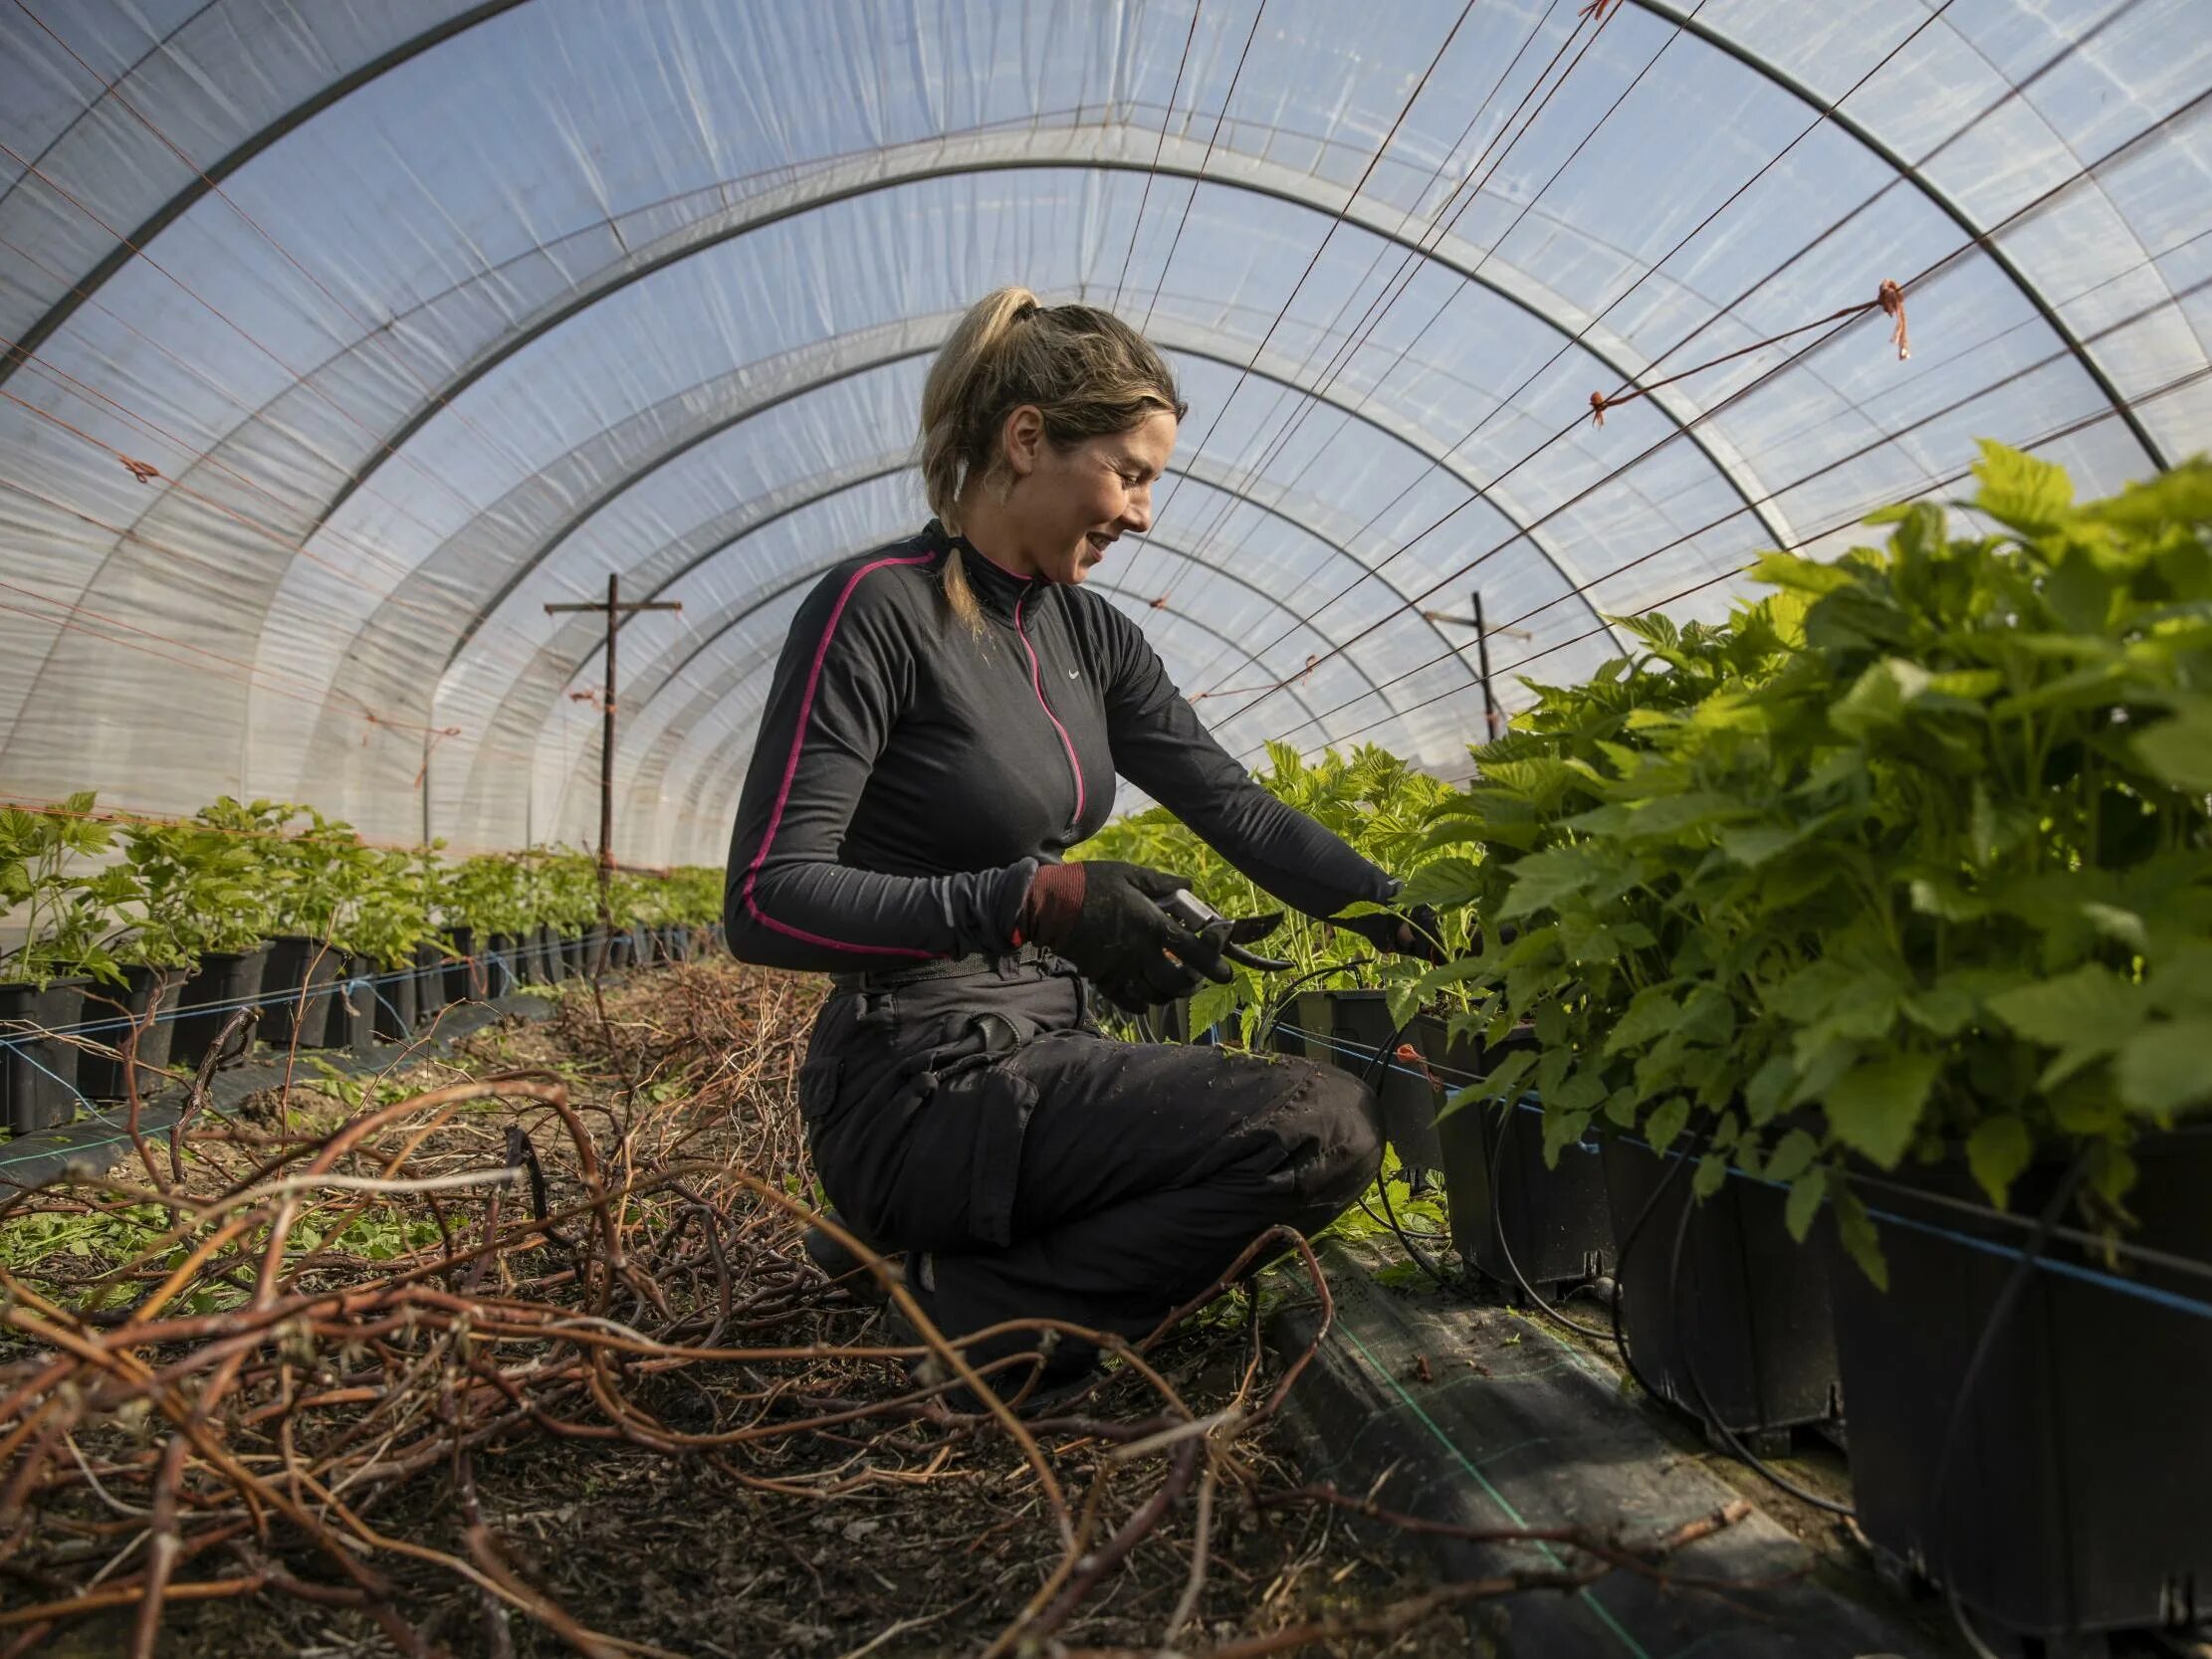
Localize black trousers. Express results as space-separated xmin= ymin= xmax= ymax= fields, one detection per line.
xmin=798 ymin=954 xmax=1383 ymax=1375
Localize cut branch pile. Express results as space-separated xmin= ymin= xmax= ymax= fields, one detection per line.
xmin=1 ymin=963 xmax=1751 ymax=1657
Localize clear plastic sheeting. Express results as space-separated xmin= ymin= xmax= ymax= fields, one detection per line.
xmin=1 ymin=0 xmax=2206 ymax=863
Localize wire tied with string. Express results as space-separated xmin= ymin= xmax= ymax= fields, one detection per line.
xmin=1585 ymin=275 xmax=1914 ymax=438
xmin=1878 ymin=277 xmax=1910 ymax=359
xmin=118 ymin=454 xmax=159 ymax=484
xmin=1578 ymin=0 xmax=1624 ymax=20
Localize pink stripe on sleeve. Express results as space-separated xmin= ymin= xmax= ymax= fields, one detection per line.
xmin=741 ymin=554 xmax=938 ymax=959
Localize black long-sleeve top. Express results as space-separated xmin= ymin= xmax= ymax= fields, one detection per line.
xmin=722 ymin=521 xmax=1397 ymax=971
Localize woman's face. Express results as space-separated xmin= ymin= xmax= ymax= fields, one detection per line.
xmin=998 ymin=407 xmax=1178 ymax=586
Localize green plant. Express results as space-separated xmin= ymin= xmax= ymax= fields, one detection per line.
xmin=343 ymin=846 xmax=441 ymax=970
xmin=120 ymin=809 xmax=275 ymax=960
xmin=1080 ymin=742 xmax=1476 ymax=1044
xmin=443 ymin=851 xmax=532 ymax=937
xmin=0 ymin=793 xmax=136 ymax=988
xmin=1413 ymin=445 xmax=2212 ymax=1283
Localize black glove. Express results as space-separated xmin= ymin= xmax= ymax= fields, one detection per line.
xmin=1014 ymin=861 xmax=1226 ymax=1011
xmin=1332 ymin=902 xmax=1446 ymax=964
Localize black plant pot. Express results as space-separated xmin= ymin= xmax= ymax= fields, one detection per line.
xmin=412 ymin=941 xmax=448 ymax=1022
xmin=1825 ymin=1128 xmax=2212 ymax=1641
xmin=442 ymin=929 xmax=489 ymax=1004
xmin=511 ymin=929 xmax=544 ymax=986
xmin=1431 ymin=1021 xmax=1613 ymax=1293
xmin=321 ymin=955 xmax=375 ymax=1051
xmin=1603 ymin=1136 xmax=1841 ymax=1434
xmin=536 ymin=924 xmax=565 ymax=984
xmin=0 ymin=978 xmax=89 ymax=1135
xmin=1292 ymin=988 xmax=1442 ymax=1172
xmin=75 ymin=965 xmax=185 ymax=1102
xmin=668 ymin=923 xmax=692 ymax=962
xmin=563 ymin=933 xmax=586 ymax=976
xmin=371 ymin=959 xmax=417 ymax=1042
xmin=628 ymin=924 xmax=650 ymax=966
xmin=170 ymin=946 xmax=269 ymax=1071
xmin=259 ymin=935 xmax=343 ymax=1049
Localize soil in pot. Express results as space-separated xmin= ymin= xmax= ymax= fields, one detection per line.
xmin=0 ymin=978 xmax=89 ymax=1135
xmin=75 ymin=965 xmax=185 ymax=1101
xmin=1824 ymin=1126 xmax=2212 ymax=1641
xmin=1603 ymin=1135 xmax=1841 ymax=1435
xmin=1430 ymin=1021 xmax=1613 ymax=1294
xmin=259 ymin=935 xmax=341 ymax=1049
xmin=169 ymin=946 xmax=269 ymax=1071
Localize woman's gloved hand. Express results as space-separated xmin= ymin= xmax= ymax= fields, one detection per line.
xmin=1013 ymin=861 xmax=1227 ymax=1011
xmin=1332 ymin=902 xmax=1446 ymax=964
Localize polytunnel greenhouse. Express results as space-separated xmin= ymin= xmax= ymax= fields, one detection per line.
xmin=1 ymin=1 xmax=2207 ymax=1654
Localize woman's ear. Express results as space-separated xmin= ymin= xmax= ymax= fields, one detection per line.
xmin=1000 ymin=404 xmax=1045 ymax=478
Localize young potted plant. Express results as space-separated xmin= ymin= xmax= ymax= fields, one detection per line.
xmin=0 ymin=794 xmax=131 ymax=1132
xmin=229 ymin=801 xmax=373 ymax=1050
xmin=1406 ymin=592 xmax=1834 ymax=1432
xmin=444 ymin=853 xmax=529 ymax=999
xmin=131 ymin=805 xmax=277 ymax=1070
xmin=1674 ymin=448 xmax=2212 ymax=1640
xmin=348 ymin=846 xmax=438 ymax=1042
xmin=80 ymin=836 xmax=197 ymax=1104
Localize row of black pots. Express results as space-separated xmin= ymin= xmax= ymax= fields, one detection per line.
xmin=1254 ymin=985 xmax=2212 ymax=1645
xmin=1 ymin=922 xmax=726 ymax=1138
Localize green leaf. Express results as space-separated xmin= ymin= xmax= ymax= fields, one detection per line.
xmin=1965 ymin=1117 xmax=2033 ymax=1210
xmin=1543 ymin=1108 xmax=1593 ymax=1168
xmin=1646 ymin=1097 xmax=1690 ymax=1157
xmin=1188 ymin=978 xmax=1241 ymax=1042
xmin=2130 ymin=703 xmax=2212 ymax=792
xmin=1749 ymin=550 xmax=1855 ymax=595
xmin=1557 ymin=913 xmax=1622 ymax=964
xmin=1764 ymin=1128 xmax=1820 ymax=1184
xmin=1439 ymin=1048 xmax=1536 ymax=1123
xmin=1784 ymin=1167 xmax=1827 ymax=1243
xmin=1744 ymin=1052 xmax=1797 ymax=1125
xmin=1972 ymin=439 xmax=2074 ymax=534
xmin=1985 ymin=964 xmax=2146 ymax=1087
xmin=1533 ymin=998 xmax=1567 ymax=1046
xmin=1497 ymin=847 xmax=1601 ymax=920
xmin=1831 ymin=658 xmax=1931 ymax=740
xmin=1718 ymin=822 xmax=1802 ymax=868
xmin=1823 ymin=1051 xmax=1939 ymax=1169
xmin=1830 ymin=1180 xmax=1888 ymax=1291
xmin=1692 ymin=1152 xmax=1729 ymax=1199
xmin=2116 ymin=1017 xmax=2212 ymax=1116
xmin=1603 ymin=984 xmax=1679 ymax=1056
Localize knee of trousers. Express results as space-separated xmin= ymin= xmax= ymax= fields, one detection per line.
xmin=1296 ymin=1064 xmax=1384 ymax=1207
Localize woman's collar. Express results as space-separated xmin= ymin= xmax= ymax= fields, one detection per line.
xmin=926 ymin=519 xmax=1036 ymax=618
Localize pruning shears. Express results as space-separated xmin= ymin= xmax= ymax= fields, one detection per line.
xmin=1158 ymin=887 xmax=1294 ymax=975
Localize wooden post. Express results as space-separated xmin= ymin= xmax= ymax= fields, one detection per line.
xmin=546 ymin=575 xmax=681 ymax=969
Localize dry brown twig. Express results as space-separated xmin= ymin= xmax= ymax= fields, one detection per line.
xmin=1 ymin=961 xmax=1780 ymax=1657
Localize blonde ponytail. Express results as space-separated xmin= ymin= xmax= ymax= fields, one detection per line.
xmin=918 ymin=287 xmax=1185 ymax=637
